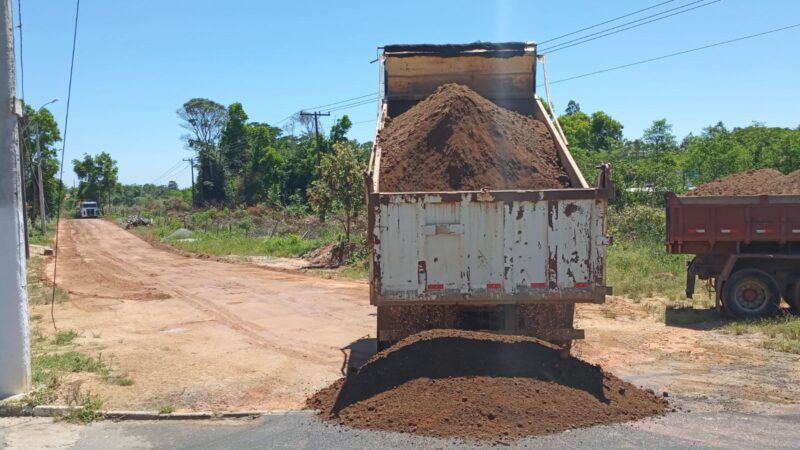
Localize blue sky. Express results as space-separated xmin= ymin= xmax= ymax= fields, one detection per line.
xmin=14 ymin=0 xmax=800 ymax=187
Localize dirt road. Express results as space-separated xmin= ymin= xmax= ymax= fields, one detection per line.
xmin=34 ymin=219 xmax=800 ymax=414
xmin=38 ymin=219 xmax=373 ymax=411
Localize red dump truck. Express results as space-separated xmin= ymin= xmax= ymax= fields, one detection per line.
xmin=666 ymin=192 xmax=800 ymax=318
xmin=366 ymin=42 xmax=614 ymax=355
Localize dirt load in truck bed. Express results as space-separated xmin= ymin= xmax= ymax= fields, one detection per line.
xmin=307 ymin=329 xmax=668 ymax=441
xmin=686 ymin=168 xmax=800 ymax=196
xmin=378 ymin=83 xmax=570 ymax=192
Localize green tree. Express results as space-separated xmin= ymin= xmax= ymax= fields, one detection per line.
xmin=564 ymin=100 xmax=580 ymax=115
xmin=308 ymin=142 xmax=365 ymax=242
xmin=20 ymin=104 xmax=62 ymax=222
xmin=220 ymin=102 xmax=249 ymax=202
xmin=242 ymin=122 xmax=284 ymax=205
xmin=178 ymin=98 xmax=227 ymax=205
xmin=642 ymin=119 xmax=677 ymax=155
xmin=589 ymin=111 xmax=623 ymax=152
xmin=559 ymin=111 xmax=591 ymax=150
xmin=329 ymin=115 xmax=352 ymax=144
xmin=72 ymin=152 xmax=119 ymax=209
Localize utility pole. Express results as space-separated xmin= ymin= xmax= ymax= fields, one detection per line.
xmin=34 ymin=122 xmax=46 ymax=234
xmin=183 ymin=157 xmax=195 ymax=208
xmin=0 ymin=0 xmax=31 ymax=398
xmin=299 ymin=111 xmax=330 ymax=171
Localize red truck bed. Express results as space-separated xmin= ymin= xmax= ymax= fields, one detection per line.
xmin=666 ymin=192 xmax=800 ymax=255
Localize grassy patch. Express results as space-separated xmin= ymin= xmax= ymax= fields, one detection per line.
xmin=27 ymin=255 xmax=69 ymax=306
xmin=607 ymin=239 xmax=710 ymax=304
xmin=723 ymin=315 xmax=800 ymax=353
xmin=33 ymin=352 xmax=108 ymax=381
xmin=138 ymin=225 xmax=328 ymax=258
xmin=109 ymin=376 xmax=134 ymax=386
xmin=159 ymin=404 xmax=176 ymax=414
xmin=52 ymin=330 xmax=79 ymax=346
xmin=28 ymin=225 xmax=55 ymax=246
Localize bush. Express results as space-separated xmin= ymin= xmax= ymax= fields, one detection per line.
xmin=609 ymin=205 xmax=665 ymax=242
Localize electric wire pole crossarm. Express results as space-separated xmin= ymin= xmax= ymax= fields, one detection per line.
xmin=299 ymin=110 xmax=330 ymax=169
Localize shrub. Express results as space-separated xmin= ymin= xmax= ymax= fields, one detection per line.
xmin=609 ymin=205 xmax=665 ymax=242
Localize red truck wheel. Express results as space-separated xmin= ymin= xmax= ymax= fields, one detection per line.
xmin=722 ymin=269 xmax=781 ymax=319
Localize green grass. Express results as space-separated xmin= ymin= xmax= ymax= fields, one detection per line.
xmin=109 ymin=376 xmax=134 ymax=386
xmin=26 ymin=255 xmax=69 ymax=306
xmin=158 ymin=404 xmax=176 ymax=414
xmin=63 ymin=391 xmax=105 ymax=423
xmin=33 ymin=352 xmax=108 ymax=382
xmin=138 ymin=225 xmax=327 ymax=258
xmin=607 ymin=239 xmax=706 ymax=303
xmin=723 ymin=315 xmax=800 ymax=353
xmin=28 ymin=224 xmax=55 ymax=246
xmin=52 ymin=330 xmax=79 ymax=346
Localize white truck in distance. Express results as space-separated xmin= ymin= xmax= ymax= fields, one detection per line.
xmin=76 ymin=201 xmax=100 ymax=218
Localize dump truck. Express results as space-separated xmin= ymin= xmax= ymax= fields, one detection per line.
xmin=76 ymin=201 xmax=100 ymax=218
xmin=366 ymin=42 xmax=614 ymax=355
xmin=666 ymin=192 xmax=800 ymax=318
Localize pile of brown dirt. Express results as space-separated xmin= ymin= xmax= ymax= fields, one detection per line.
xmin=307 ymin=330 xmax=668 ymax=441
xmin=687 ymin=169 xmax=800 ymax=196
xmin=378 ymin=83 xmax=570 ymax=192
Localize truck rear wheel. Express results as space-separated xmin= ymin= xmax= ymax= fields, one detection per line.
xmin=787 ymin=279 xmax=800 ymax=315
xmin=722 ymin=269 xmax=781 ymax=319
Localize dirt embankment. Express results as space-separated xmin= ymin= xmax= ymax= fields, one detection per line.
xmin=308 ymin=329 xmax=668 ymax=441
xmin=378 ymin=83 xmax=569 ymax=192
xmin=687 ymin=168 xmax=800 ymax=196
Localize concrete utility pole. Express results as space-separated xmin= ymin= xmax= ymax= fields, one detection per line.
xmin=31 ymin=99 xmax=58 ymax=235
xmin=183 ymin=157 xmax=195 ymax=208
xmin=35 ymin=122 xmax=46 ymax=233
xmin=299 ymin=111 xmax=330 ymax=170
xmin=0 ymin=0 xmax=31 ymax=398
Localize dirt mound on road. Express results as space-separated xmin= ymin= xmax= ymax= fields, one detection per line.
xmin=307 ymin=330 xmax=668 ymax=441
xmin=378 ymin=83 xmax=569 ymax=192
xmin=687 ymin=169 xmax=800 ymax=196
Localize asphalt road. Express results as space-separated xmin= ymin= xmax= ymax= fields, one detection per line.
xmin=2 ymin=409 xmax=799 ymax=449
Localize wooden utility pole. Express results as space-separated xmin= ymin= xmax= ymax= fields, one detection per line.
xmin=183 ymin=157 xmax=195 ymax=208
xmin=0 ymin=0 xmax=31 ymax=397
xmin=299 ymin=111 xmax=330 ymax=170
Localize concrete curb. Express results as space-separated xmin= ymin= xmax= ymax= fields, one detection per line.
xmin=0 ymin=404 xmax=305 ymax=420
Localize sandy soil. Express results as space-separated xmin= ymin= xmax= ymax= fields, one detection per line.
xmin=37 ymin=219 xmax=373 ymax=411
xmin=574 ymin=296 xmax=800 ymax=412
xmin=34 ymin=219 xmax=800 ymax=413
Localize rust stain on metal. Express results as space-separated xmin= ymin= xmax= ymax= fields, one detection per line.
xmin=564 ymin=203 xmax=579 ymax=217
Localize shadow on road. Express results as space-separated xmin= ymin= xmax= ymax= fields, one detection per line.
xmin=331 ymin=334 xmax=608 ymax=414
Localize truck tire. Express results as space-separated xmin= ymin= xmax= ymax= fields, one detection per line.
xmin=722 ymin=269 xmax=781 ymax=319
xmin=787 ymin=279 xmax=800 ymax=315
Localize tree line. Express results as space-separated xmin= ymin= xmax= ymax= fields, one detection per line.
xmin=22 ymin=95 xmax=799 ymax=237
xmin=176 ymin=98 xmax=370 ymax=209
xmin=559 ymin=100 xmax=800 ymax=205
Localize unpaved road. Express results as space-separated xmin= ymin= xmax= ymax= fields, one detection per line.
xmin=34 ymin=219 xmax=800 ymax=415
xmin=38 ymin=219 xmax=373 ymax=411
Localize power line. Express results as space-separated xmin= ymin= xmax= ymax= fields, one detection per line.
xmin=149 ymin=159 xmax=185 ymax=184
xmin=543 ymin=23 xmax=800 ymax=86
xmin=50 ymin=0 xmax=80 ymax=328
xmin=538 ymin=0 xmax=680 ymax=45
xmin=275 ymin=92 xmax=380 ymax=125
xmin=326 ymin=97 xmax=378 ymax=113
xmin=540 ymin=0 xmax=721 ymax=54
xmin=304 ymin=92 xmax=378 ymax=110
xmin=152 ymin=162 xmax=188 ymax=185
